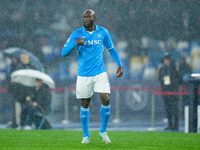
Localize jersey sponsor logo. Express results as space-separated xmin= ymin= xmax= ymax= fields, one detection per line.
xmin=86 ymin=40 xmax=101 ymax=45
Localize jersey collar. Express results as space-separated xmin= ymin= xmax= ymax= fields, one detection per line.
xmin=83 ymin=24 xmax=99 ymax=33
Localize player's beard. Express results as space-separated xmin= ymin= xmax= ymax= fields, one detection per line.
xmin=83 ymin=21 xmax=94 ymax=28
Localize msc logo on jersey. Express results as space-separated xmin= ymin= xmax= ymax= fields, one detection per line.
xmin=86 ymin=40 xmax=101 ymax=45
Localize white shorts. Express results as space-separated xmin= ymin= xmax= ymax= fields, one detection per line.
xmin=76 ymin=72 xmax=110 ymax=99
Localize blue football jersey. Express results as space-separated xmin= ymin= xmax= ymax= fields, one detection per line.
xmin=63 ymin=25 xmax=114 ymax=77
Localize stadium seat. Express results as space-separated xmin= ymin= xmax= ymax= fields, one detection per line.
xmin=191 ymin=46 xmax=200 ymax=72
xmin=129 ymin=56 xmax=144 ymax=80
xmin=143 ymin=63 xmax=157 ymax=81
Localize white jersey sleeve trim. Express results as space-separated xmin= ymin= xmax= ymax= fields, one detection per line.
xmin=107 ymin=46 xmax=114 ymax=51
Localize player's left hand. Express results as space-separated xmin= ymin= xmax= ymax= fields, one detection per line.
xmin=116 ymin=66 xmax=123 ymax=78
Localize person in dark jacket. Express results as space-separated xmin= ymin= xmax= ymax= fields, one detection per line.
xmin=158 ymin=53 xmax=182 ymax=131
xmin=7 ymin=56 xmax=20 ymax=128
xmin=7 ymin=53 xmax=36 ymax=129
xmin=21 ymin=79 xmax=52 ymax=129
xmin=16 ymin=53 xmax=36 ymax=106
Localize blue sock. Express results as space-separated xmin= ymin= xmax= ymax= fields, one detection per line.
xmin=100 ymin=104 xmax=111 ymax=133
xmin=80 ymin=106 xmax=90 ymax=137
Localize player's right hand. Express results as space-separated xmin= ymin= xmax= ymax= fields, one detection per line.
xmin=116 ymin=66 xmax=123 ymax=78
xmin=76 ymin=37 xmax=85 ymax=45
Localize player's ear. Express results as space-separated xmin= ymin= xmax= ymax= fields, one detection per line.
xmin=93 ymin=13 xmax=96 ymax=21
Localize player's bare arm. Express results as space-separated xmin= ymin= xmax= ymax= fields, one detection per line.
xmin=116 ymin=66 xmax=123 ymax=78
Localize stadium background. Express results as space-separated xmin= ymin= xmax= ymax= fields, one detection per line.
xmin=0 ymin=0 xmax=200 ymax=131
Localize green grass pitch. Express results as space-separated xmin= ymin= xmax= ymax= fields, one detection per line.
xmin=0 ymin=129 xmax=200 ymax=150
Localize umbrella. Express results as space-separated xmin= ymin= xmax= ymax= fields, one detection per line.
xmin=3 ymin=47 xmax=45 ymax=72
xmin=11 ymin=69 xmax=55 ymax=88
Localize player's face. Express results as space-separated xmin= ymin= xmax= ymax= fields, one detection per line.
xmin=83 ymin=11 xmax=95 ymax=28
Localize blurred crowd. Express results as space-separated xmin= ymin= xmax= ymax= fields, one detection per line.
xmin=0 ymin=0 xmax=200 ymax=83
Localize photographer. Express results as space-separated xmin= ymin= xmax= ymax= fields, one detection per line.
xmin=21 ymin=79 xmax=52 ymax=129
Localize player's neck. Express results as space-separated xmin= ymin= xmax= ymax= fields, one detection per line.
xmin=85 ymin=24 xmax=95 ymax=32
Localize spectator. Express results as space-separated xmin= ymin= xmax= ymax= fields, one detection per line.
xmin=16 ymin=53 xmax=35 ymax=70
xmin=7 ymin=53 xmax=35 ymax=129
xmin=21 ymin=79 xmax=51 ymax=130
xmin=7 ymin=56 xmax=20 ymax=128
xmin=158 ymin=52 xmax=182 ymax=131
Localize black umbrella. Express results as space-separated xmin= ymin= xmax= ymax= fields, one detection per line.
xmin=3 ymin=47 xmax=45 ymax=72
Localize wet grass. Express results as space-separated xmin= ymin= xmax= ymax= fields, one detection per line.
xmin=0 ymin=129 xmax=199 ymax=150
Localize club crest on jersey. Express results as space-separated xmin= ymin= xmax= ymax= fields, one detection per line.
xmin=97 ymin=34 xmax=101 ymax=38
